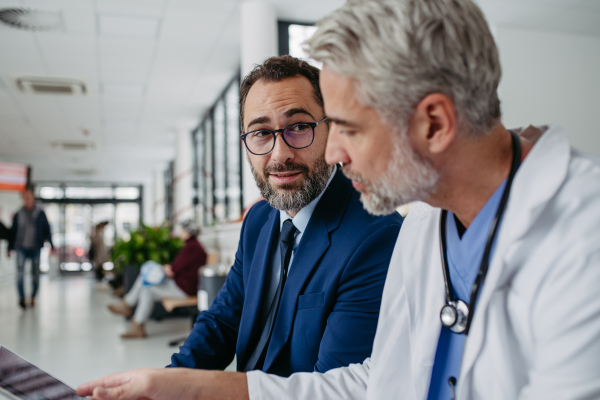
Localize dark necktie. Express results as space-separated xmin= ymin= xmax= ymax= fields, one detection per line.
xmin=244 ymin=219 xmax=297 ymax=371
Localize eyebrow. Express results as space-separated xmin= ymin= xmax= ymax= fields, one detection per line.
xmin=284 ymin=108 xmax=315 ymax=120
xmin=325 ymin=115 xmax=360 ymax=128
xmin=246 ymin=116 xmax=270 ymax=130
xmin=246 ymin=108 xmax=316 ymax=130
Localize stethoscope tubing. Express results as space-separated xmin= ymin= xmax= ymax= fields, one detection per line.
xmin=439 ymin=130 xmax=522 ymax=335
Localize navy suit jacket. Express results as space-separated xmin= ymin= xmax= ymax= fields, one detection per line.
xmin=170 ymin=170 xmax=403 ymax=376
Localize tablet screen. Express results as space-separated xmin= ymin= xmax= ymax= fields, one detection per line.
xmin=0 ymin=347 xmax=85 ymax=400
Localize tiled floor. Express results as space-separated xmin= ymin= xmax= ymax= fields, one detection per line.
xmin=0 ymin=273 xmax=194 ymax=388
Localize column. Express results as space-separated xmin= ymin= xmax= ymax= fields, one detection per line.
xmin=153 ymin=168 xmax=166 ymax=225
xmin=240 ymin=0 xmax=277 ymax=208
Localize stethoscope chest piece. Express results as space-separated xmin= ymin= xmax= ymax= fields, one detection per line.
xmin=441 ymin=299 xmax=469 ymax=333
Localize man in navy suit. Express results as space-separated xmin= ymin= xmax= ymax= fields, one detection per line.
xmin=168 ymin=56 xmax=402 ymax=376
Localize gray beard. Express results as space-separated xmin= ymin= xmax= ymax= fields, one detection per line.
xmin=342 ymin=132 xmax=439 ymax=216
xmin=250 ymin=157 xmax=333 ymax=212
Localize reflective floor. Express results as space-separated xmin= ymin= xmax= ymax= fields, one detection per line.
xmin=0 ymin=273 xmax=192 ymax=388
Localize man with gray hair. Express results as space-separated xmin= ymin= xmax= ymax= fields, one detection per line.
xmin=78 ymin=0 xmax=600 ymax=399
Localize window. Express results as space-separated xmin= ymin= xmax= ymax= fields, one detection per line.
xmin=192 ymin=74 xmax=243 ymax=226
xmin=278 ymin=21 xmax=321 ymax=68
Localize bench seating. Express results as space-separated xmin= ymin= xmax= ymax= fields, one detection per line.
xmin=161 ymin=296 xmax=197 ymax=313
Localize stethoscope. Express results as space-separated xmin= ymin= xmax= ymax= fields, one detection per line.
xmin=439 ymin=130 xmax=521 ymax=335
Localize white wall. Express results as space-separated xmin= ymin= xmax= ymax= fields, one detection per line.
xmin=495 ymin=26 xmax=600 ymax=156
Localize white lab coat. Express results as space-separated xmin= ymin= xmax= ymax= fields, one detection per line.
xmin=247 ymin=124 xmax=600 ymax=400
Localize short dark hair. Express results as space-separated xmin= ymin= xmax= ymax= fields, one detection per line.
xmin=239 ymin=55 xmax=323 ymax=131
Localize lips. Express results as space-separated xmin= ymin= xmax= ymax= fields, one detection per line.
xmin=269 ymin=171 xmax=302 ymax=184
xmin=352 ymin=180 xmax=366 ymax=191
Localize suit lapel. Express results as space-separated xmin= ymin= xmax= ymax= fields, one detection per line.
xmin=237 ymin=208 xmax=280 ymax=366
xmin=263 ymin=170 xmax=353 ymax=370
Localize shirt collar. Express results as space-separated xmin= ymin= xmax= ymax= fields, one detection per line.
xmin=279 ymin=164 xmax=337 ymax=233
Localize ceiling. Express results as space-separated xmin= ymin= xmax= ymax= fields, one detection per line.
xmin=0 ymin=0 xmax=598 ymax=185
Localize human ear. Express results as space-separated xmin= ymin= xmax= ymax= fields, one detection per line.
xmin=409 ymin=93 xmax=457 ymax=155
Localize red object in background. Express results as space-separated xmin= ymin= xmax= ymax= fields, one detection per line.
xmin=0 ymin=162 xmax=29 ymax=191
xmin=75 ymin=248 xmax=84 ymax=257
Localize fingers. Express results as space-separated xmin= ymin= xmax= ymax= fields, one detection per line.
xmin=91 ymin=383 xmax=145 ymax=400
xmin=77 ymin=373 xmax=132 ymax=396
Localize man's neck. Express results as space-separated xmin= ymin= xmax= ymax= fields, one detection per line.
xmin=427 ymin=124 xmax=535 ymax=228
xmin=286 ymin=209 xmax=300 ymax=218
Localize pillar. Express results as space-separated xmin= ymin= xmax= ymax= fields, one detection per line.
xmin=240 ymin=0 xmax=278 ymax=208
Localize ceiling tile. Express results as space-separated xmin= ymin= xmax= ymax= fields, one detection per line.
xmin=102 ymin=99 xmax=142 ymax=120
xmin=98 ymin=36 xmax=155 ymax=58
xmin=0 ymin=29 xmax=38 ymax=51
xmin=95 ymin=3 xmax=164 ymax=18
xmin=0 ymin=96 xmax=21 ymax=116
xmin=62 ymin=9 xmax=96 ymax=34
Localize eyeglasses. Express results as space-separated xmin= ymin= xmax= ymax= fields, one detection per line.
xmin=240 ymin=117 xmax=328 ymax=156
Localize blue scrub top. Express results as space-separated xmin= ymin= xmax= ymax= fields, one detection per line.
xmin=427 ymin=180 xmax=507 ymax=400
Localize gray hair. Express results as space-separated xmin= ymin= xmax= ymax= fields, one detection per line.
xmin=306 ymin=0 xmax=502 ymax=135
xmin=179 ymin=219 xmax=200 ymax=237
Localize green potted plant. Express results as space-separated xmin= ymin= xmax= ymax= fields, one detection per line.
xmin=111 ymin=225 xmax=184 ymax=293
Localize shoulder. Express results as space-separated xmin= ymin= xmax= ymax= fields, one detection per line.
xmin=240 ymin=200 xmax=276 ymax=237
xmin=244 ymin=199 xmax=273 ymax=222
xmin=542 ymin=148 xmax=600 ymax=240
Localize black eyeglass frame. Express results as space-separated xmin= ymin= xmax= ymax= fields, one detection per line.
xmin=240 ymin=117 xmax=328 ymax=155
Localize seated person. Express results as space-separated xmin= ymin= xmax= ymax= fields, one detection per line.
xmin=168 ymin=56 xmax=403 ymax=376
xmin=108 ymin=220 xmax=207 ymax=338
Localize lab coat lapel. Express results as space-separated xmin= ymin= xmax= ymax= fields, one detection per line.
xmin=458 ymin=125 xmax=572 ymax=395
xmin=262 ymin=170 xmax=351 ymax=371
xmin=404 ymin=207 xmax=448 ymax=397
xmin=238 ymin=208 xmax=280 ymax=366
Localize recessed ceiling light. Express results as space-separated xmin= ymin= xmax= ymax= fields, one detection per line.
xmin=98 ymin=14 xmax=160 ymax=38
xmin=102 ymin=82 xmax=146 ymax=98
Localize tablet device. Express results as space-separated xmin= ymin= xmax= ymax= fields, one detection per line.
xmin=0 ymin=346 xmax=85 ymax=400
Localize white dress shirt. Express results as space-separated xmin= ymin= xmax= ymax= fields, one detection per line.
xmin=261 ymin=165 xmax=337 ymax=321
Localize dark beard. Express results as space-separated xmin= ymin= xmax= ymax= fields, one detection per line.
xmin=250 ymin=157 xmax=333 ymax=212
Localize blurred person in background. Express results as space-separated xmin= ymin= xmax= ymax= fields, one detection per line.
xmin=90 ymin=221 xmax=110 ymax=282
xmin=107 ymin=219 xmax=207 ymax=339
xmin=7 ymin=187 xmax=54 ymax=309
xmin=0 ymin=220 xmax=9 ymax=241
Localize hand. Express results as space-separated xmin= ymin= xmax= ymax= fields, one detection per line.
xmin=76 ymin=368 xmax=249 ymax=400
xmin=77 ymin=368 xmax=180 ymax=400
xmin=162 ymin=264 xmax=174 ymax=278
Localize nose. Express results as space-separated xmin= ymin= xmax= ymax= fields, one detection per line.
xmin=270 ymin=132 xmax=295 ymax=164
xmin=325 ymin=124 xmax=350 ymax=166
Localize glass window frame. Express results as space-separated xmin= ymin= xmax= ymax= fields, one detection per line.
xmin=192 ymin=73 xmax=244 ymax=226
